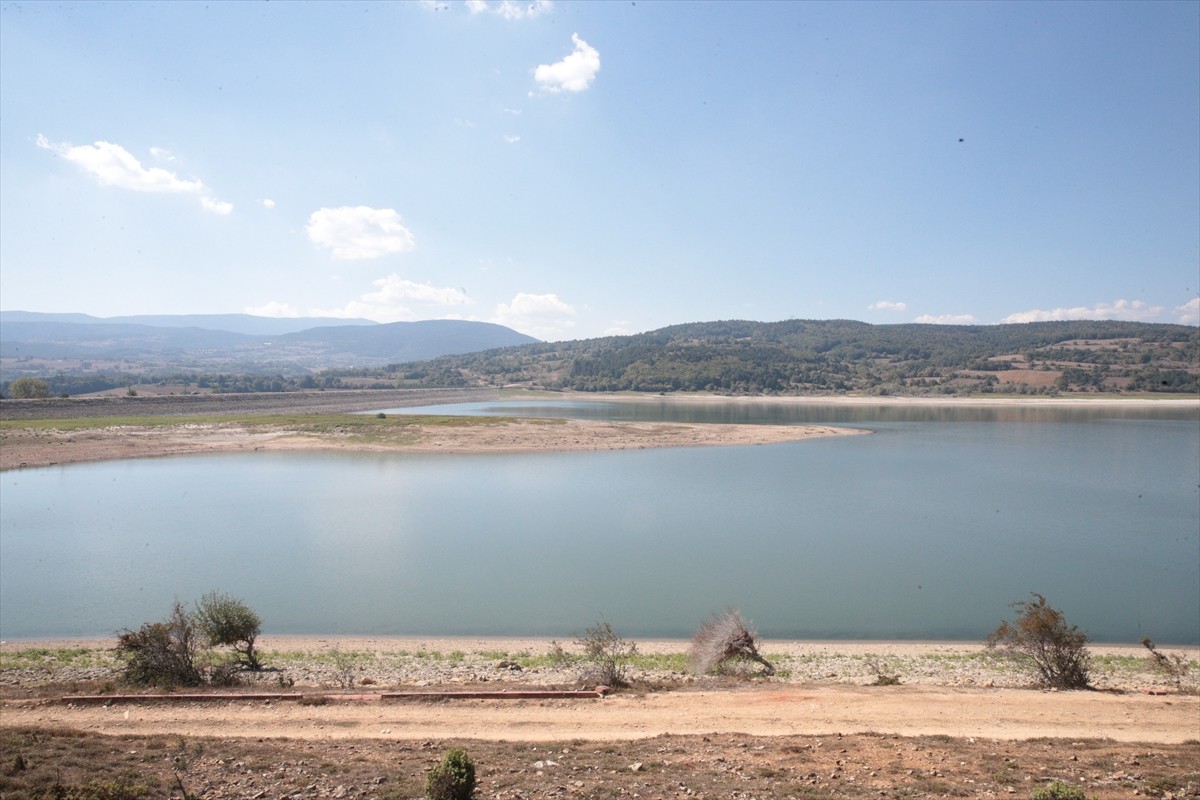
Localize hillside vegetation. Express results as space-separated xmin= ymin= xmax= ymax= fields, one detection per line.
xmin=389 ymin=319 xmax=1199 ymax=396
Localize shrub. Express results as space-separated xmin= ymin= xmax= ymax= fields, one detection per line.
xmin=425 ymin=748 xmax=476 ymax=800
xmin=576 ymin=619 xmax=637 ymax=687
xmin=115 ymin=601 xmax=203 ymax=687
xmin=193 ymin=590 xmax=263 ymax=670
xmin=1031 ymin=780 xmax=1090 ymax=799
xmin=1141 ymin=637 xmax=1192 ymax=689
xmin=987 ymin=593 xmax=1091 ymax=689
xmin=7 ymin=377 xmax=51 ymax=399
xmin=689 ymin=609 xmax=775 ymax=676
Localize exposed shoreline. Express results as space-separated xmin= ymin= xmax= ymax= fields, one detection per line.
xmin=0 ymin=417 xmax=866 ymax=471
xmin=3 ymin=390 xmax=1195 ymax=471
xmin=589 ymin=392 xmax=1200 ymax=408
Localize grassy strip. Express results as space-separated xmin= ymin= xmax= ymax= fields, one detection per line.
xmin=0 ymin=647 xmax=120 ymax=670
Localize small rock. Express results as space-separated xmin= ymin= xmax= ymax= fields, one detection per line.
xmin=630 ymin=762 xmax=643 ymax=772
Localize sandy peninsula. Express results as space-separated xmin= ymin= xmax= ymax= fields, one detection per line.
xmin=3 ymin=388 xmax=1195 ymax=471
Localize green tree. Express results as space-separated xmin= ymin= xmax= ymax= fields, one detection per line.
xmin=193 ymin=590 xmax=263 ymax=670
xmin=7 ymin=377 xmax=51 ymax=399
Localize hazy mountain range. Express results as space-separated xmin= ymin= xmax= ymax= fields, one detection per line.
xmin=2 ymin=312 xmax=1196 ymax=397
xmin=0 ymin=311 xmax=539 ymax=376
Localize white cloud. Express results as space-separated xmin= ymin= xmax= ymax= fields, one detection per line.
xmin=1175 ymin=297 xmax=1200 ymax=326
xmin=245 ymin=301 xmax=301 ymax=318
xmin=466 ymin=0 xmax=552 ymax=19
xmin=310 ymin=275 xmax=471 ymax=323
xmin=914 ymin=313 xmax=978 ymax=325
xmin=1000 ymin=299 xmax=1165 ymax=324
xmin=260 ymin=198 xmax=276 ymax=209
xmin=535 ymin=33 xmax=600 ymax=93
xmin=39 ymin=134 xmax=203 ymax=193
xmin=868 ymin=300 xmax=907 ymax=311
xmin=306 ymin=206 xmax=416 ymax=260
xmin=503 ymin=135 xmax=521 ymax=144
xmin=199 ymin=196 xmax=234 ymax=215
xmin=38 ymin=134 xmax=232 ymax=214
xmin=604 ymin=321 xmax=632 ymax=336
xmin=492 ymin=292 xmax=576 ymax=339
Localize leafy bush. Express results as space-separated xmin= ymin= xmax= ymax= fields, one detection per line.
xmin=987 ymin=593 xmax=1091 ymax=689
xmin=115 ymin=601 xmax=203 ymax=687
xmin=1031 ymin=780 xmax=1091 ymax=799
xmin=193 ymin=590 xmax=262 ymax=670
xmin=116 ymin=592 xmax=265 ymax=686
xmin=425 ymin=748 xmax=476 ymax=800
xmin=576 ymin=619 xmax=637 ymax=687
xmin=6 ymin=377 xmax=51 ymax=399
xmin=689 ymin=609 xmax=775 ymax=676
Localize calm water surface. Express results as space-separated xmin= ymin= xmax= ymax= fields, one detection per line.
xmin=2 ymin=401 xmax=1197 ymax=642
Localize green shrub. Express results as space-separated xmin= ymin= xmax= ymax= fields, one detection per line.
xmin=193 ymin=590 xmax=263 ymax=670
xmin=425 ymin=748 xmax=476 ymax=800
xmin=1031 ymin=780 xmax=1090 ymax=799
xmin=7 ymin=377 xmax=51 ymax=399
xmin=987 ymin=593 xmax=1091 ymax=689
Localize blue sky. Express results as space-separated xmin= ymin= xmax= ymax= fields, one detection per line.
xmin=1 ymin=0 xmax=1197 ymax=340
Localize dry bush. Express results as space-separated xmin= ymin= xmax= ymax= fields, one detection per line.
xmin=986 ymin=593 xmax=1091 ymax=689
xmin=576 ymin=620 xmax=637 ymax=687
xmin=689 ymin=609 xmax=774 ymax=676
xmin=115 ymin=601 xmax=203 ymax=687
xmin=1141 ymin=638 xmax=1192 ymax=690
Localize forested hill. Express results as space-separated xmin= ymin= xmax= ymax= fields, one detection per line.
xmin=389 ymin=319 xmax=1199 ymax=396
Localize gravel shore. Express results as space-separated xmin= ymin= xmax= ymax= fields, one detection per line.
xmin=2 ymin=636 xmax=1195 ymax=695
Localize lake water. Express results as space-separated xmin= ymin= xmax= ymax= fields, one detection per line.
xmin=2 ymin=400 xmax=1197 ymax=643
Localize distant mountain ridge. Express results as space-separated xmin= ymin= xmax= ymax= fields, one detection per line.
xmin=0 ymin=311 xmax=540 ymax=380
xmin=0 ymin=311 xmax=377 ymax=336
xmin=386 ymin=318 xmax=1200 ymax=396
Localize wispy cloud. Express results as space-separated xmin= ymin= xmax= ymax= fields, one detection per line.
xmin=260 ymin=198 xmax=277 ymax=209
xmin=37 ymin=134 xmax=232 ymax=214
xmin=200 ymin=196 xmax=233 ymax=216
xmin=503 ymin=135 xmax=521 ymax=144
xmin=535 ymin=33 xmax=600 ymax=93
xmin=914 ymin=313 xmax=977 ymax=325
xmin=492 ymin=292 xmax=575 ymax=339
xmin=321 ymin=276 xmax=470 ymax=323
xmin=868 ymin=300 xmax=907 ymax=312
xmin=1001 ymin=299 xmax=1165 ymax=324
xmin=306 ymin=206 xmax=416 ymax=260
xmin=466 ymin=0 xmax=552 ymax=20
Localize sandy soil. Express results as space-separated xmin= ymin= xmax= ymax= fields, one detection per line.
xmin=3 ymin=637 xmax=1196 ymax=745
xmin=0 ymin=417 xmax=866 ymax=470
xmin=7 ymin=683 xmax=1196 ymax=745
